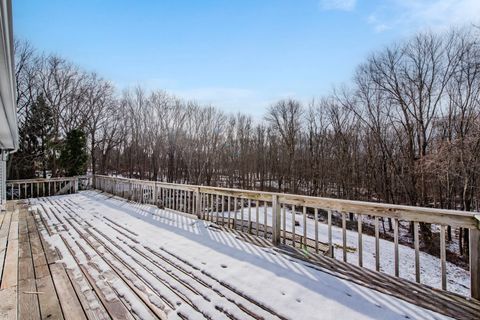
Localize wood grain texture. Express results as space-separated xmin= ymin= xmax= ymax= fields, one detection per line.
xmin=50 ymin=263 xmax=88 ymax=320
xmin=36 ymin=275 xmax=64 ymax=320
xmin=0 ymin=287 xmax=17 ymax=319
xmin=18 ymin=278 xmax=41 ymax=320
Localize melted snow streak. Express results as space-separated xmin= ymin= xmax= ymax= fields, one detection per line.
xmin=32 ymin=191 xmax=452 ymax=320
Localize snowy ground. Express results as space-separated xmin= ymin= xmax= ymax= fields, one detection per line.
xmin=215 ymin=206 xmax=470 ymax=297
xmin=30 ymin=191 xmax=453 ymax=320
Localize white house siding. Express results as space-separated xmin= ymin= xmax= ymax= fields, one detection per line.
xmin=0 ymin=0 xmax=17 ymax=208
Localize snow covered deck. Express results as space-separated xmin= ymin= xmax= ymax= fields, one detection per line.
xmin=0 ymin=192 xmax=479 ymax=319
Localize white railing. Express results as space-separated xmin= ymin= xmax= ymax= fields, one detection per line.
xmin=93 ymin=174 xmax=480 ymax=300
xmin=6 ymin=176 xmax=92 ymax=199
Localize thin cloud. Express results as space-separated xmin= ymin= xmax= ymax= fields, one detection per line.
xmin=367 ymin=14 xmax=390 ymax=33
xmin=367 ymin=0 xmax=480 ymax=33
xmin=319 ymin=0 xmax=357 ymax=11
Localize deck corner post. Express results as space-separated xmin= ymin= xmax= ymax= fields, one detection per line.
xmin=471 ymin=226 xmax=480 ymax=300
xmin=195 ymin=188 xmax=201 ymax=219
xmin=272 ymin=194 xmax=281 ymax=246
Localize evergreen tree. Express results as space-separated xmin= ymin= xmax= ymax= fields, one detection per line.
xmin=14 ymin=94 xmax=55 ymax=178
xmin=59 ymin=129 xmax=88 ymax=176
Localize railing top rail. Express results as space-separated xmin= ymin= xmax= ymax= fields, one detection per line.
xmin=6 ymin=177 xmax=82 ymax=183
xmin=94 ymin=174 xmax=480 ymax=229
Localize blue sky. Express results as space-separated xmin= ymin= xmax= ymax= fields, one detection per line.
xmin=13 ymin=0 xmax=480 ymax=116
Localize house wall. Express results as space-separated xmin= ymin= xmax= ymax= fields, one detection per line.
xmin=0 ymin=0 xmax=17 ymax=209
xmin=0 ymin=152 xmax=5 ymax=207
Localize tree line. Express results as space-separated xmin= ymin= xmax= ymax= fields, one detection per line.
xmin=10 ymin=25 xmax=480 ymax=255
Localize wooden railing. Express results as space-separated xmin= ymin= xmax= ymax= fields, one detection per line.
xmin=97 ymin=175 xmax=479 ymax=300
xmin=6 ymin=176 xmax=92 ymax=199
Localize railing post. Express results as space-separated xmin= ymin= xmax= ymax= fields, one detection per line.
xmin=74 ymin=177 xmax=78 ymax=193
xmin=271 ymin=194 xmax=281 ymax=246
xmin=195 ymin=188 xmax=201 ymax=219
xmin=471 ymin=216 xmax=480 ymax=300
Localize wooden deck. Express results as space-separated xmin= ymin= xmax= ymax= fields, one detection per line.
xmin=0 ymin=197 xmax=479 ymax=319
xmin=0 ymin=200 xmax=294 ymax=319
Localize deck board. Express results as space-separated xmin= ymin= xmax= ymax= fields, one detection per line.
xmin=36 ymin=274 xmax=64 ymax=320
xmin=0 ymin=197 xmax=479 ymax=319
xmin=0 ymin=286 xmax=17 ymax=319
xmin=0 ymin=211 xmax=12 ymax=285
xmin=50 ymin=262 xmax=88 ymax=320
xmin=1 ymin=209 xmax=18 ymax=289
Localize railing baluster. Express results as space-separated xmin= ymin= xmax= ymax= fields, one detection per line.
xmin=167 ymin=187 xmax=170 ymax=208
xmin=375 ymin=216 xmax=380 ymax=272
xmin=164 ymin=187 xmax=167 ymax=208
xmin=303 ymin=206 xmax=307 ymax=249
xmin=161 ymin=187 xmax=165 ymax=206
xmin=233 ymin=197 xmax=237 ymax=228
xmin=248 ymin=199 xmax=252 ymax=233
xmin=255 ymin=200 xmax=259 ymax=236
xmin=292 ymin=205 xmax=296 ymax=247
xmin=414 ymin=221 xmax=420 ymax=283
xmin=228 ymin=197 xmax=232 ymax=228
xmin=189 ymin=190 xmax=192 ymax=214
xmin=177 ymin=188 xmax=181 ymax=210
xmin=342 ymin=212 xmax=347 ymax=262
xmin=207 ymin=193 xmax=211 ymax=221
xmin=240 ymin=198 xmax=244 ymax=231
xmin=216 ymin=194 xmax=220 ymax=223
xmin=394 ymin=218 xmax=399 ymax=277
xmin=204 ymin=193 xmax=210 ymax=221
xmin=327 ymin=210 xmax=335 ymax=258
xmin=358 ymin=214 xmax=363 ymax=267
xmin=210 ymin=193 xmax=214 ymax=221
xmin=177 ymin=189 xmax=181 ymax=210
xmin=222 ymin=195 xmax=225 ymax=226
xmin=186 ymin=190 xmax=189 ymax=213
xmin=282 ymin=204 xmax=286 ymax=244
xmin=314 ymin=208 xmax=319 ymax=254
xmin=263 ymin=202 xmax=268 ymax=238
xmin=200 ymin=193 xmax=204 ymax=219
xmin=211 ymin=194 xmax=217 ymax=222
xmin=174 ymin=187 xmax=178 ymax=209
xmin=440 ymin=225 xmax=447 ymax=290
